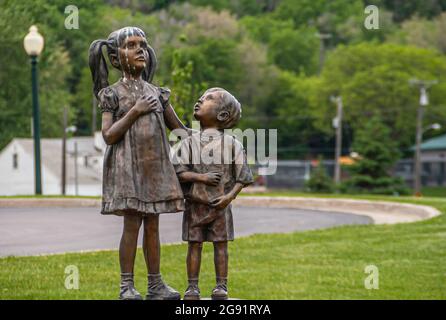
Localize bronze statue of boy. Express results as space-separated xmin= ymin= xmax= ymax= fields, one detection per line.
xmin=173 ymin=88 xmax=254 ymax=300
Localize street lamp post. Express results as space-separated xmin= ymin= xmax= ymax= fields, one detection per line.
xmin=424 ymin=123 xmax=442 ymax=134
xmin=61 ymin=119 xmax=77 ymax=195
xmin=316 ymin=33 xmax=332 ymax=75
xmin=409 ymin=79 xmax=438 ymax=196
xmin=24 ymin=25 xmax=44 ymax=195
xmin=331 ymin=96 xmax=343 ymax=186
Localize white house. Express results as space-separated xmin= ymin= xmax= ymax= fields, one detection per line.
xmin=0 ymin=132 xmax=106 ymax=196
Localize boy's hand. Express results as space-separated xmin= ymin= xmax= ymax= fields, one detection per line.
xmin=209 ymin=194 xmax=233 ymax=210
xmin=200 ymin=172 xmax=222 ymax=186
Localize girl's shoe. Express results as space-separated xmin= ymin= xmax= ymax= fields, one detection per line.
xmin=146 ymin=273 xmax=181 ymax=300
xmin=119 ymin=273 xmax=142 ymax=300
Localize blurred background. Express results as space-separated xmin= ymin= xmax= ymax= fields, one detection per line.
xmin=1 ymin=0 xmax=446 ymax=197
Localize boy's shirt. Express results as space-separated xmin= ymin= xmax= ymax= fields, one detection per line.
xmin=171 ymin=129 xmax=254 ymax=204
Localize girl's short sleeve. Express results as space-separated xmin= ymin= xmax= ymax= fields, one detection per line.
xmin=98 ymin=87 xmax=118 ymax=114
xmin=158 ymin=87 xmax=171 ymax=110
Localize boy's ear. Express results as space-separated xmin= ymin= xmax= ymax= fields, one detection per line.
xmin=217 ymin=110 xmax=230 ymax=123
xmin=110 ymin=53 xmax=120 ymax=68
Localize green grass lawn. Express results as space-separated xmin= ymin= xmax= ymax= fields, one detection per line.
xmin=1 ymin=195 xmax=445 ymax=300
xmin=422 ymin=186 xmax=446 ymax=198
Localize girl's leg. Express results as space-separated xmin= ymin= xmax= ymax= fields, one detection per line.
xmin=212 ymin=241 xmax=229 ymax=300
xmin=118 ymin=214 xmax=143 ymax=300
xmin=142 ymin=214 xmax=160 ymax=274
xmin=143 ymin=214 xmax=180 ymax=300
xmin=119 ymin=214 xmax=143 ymax=273
xmin=184 ymin=242 xmax=203 ymax=300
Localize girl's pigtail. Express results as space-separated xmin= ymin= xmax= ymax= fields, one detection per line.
xmin=142 ymin=44 xmax=157 ymax=83
xmin=88 ymin=39 xmax=110 ymax=98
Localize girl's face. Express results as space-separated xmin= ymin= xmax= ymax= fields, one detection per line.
xmin=117 ymin=35 xmax=149 ymax=76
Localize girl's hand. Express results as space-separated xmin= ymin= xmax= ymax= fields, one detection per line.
xmin=200 ymin=172 xmax=222 ymax=186
xmin=134 ymin=95 xmax=159 ymax=116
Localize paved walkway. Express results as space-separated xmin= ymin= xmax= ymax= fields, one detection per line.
xmin=0 ymin=206 xmax=372 ymax=257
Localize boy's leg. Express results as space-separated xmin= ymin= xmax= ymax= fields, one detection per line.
xmin=187 ymin=241 xmax=203 ymax=279
xmin=214 ymin=241 xmax=228 ymax=280
xmin=212 ymin=241 xmax=229 ymax=300
xmin=143 ymin=215 xmax=180 ymax=300
xmin=184 ymin=241 xmax=203 ymax=300
xmin=118 ymin=214 xmax=143 ymax=300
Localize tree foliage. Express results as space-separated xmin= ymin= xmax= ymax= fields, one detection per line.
xmin=370 ymin=0 xmax=446 ymax=22
xmin=1 ymin=0 xmax=446 ymax=167
xmin=310 ymin=43 xmax=446 ymax=150
xmin=305 ymin=158 xmax=334 ymax=193
xmin=341 ymin=116 xmax=409 ymax=195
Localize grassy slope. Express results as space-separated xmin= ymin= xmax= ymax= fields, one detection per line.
xmin=0 ymin=196 xmax=445 ymax=300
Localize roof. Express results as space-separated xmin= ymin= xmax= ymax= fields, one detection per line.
xmin=414 ymin=134 xmax=446 ymax=151
xmin=9 ymin=137 xmax=103 ymax=185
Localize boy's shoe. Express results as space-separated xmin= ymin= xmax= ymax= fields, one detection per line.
xmin=184 ymin=284 xmax=201 ymax=300
xmin=146 ymin=273 xmax=181 ymax=300
xmin=119 ymin=273 xmax=142 ymax=300
xmin=211 ymin=283 xmax=228 ymax=300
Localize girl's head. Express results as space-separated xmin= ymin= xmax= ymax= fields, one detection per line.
xmin=89 ymin=27 xmax=157 ymax=98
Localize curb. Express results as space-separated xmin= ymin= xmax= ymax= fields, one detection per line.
xmin=0 ymin=196 xmax=441 ymax=225
xmin=0 ymin=198 xmax=101 ymax=208
xmin=233 ymin=196 xmax=441 ymax=224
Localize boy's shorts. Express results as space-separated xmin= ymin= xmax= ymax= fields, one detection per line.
xmin=182 ymin=201 xmax=234 ymax=242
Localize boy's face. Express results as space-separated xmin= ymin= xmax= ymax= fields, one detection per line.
xmin=193 ymin=91 xmax=221 ymax=126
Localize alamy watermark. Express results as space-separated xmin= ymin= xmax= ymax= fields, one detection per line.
xmin=65 ymin=5 xmax=79 ymax=30
xmin=169 ymin=121 xmax=277 ymax=175
xmin=364 ymin=5 xmax=380 ymax=30
xmin=64 ymin=265 xmax=79 ymax=290
xmin=364 ymin=265 xmax=379 ymax=290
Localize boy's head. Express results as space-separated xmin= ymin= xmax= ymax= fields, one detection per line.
xmin=193 ymin=88 xmax=241 ymax=129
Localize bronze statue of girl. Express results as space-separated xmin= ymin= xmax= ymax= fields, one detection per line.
xmin=89 ymin=27 xmax=188 ymax=300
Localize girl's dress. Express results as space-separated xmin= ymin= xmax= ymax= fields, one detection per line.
xmin=98 ymin=78 xmax=185 ymax=216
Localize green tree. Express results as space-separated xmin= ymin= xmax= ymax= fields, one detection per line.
xmin=240 ymin=15 xmax=295 ymax=43
xmin=0 ymin=0 xmax=80 ymax=148
xmin=388 ymin=13 xmax=446 ymax=54
xmin=168 ymin=47 xmax=206 ymax=124
xmin=241 ymin=15 xmax=320 ymax=74
xmin=336 ymin=8 xmax=397 ymax=44
xmin=184 ymin=0 xmax=278 ymax=16
xmin=268 ymin=27 xmax=320 ymax=74
xmin=342 ymin=116 xmax=409 ymax=195
xmin=305 ymin=157 xmax=334 ymax=193
xmin=310 ymin=43 xmax=446 ymax=150
xmin=371 ymin=0 xmax=446 ymax=22
xmin=268 ymin=72 xmax=328 ymax=159
xmin=73 ymin=67 xmax=100 ymax=135
xmin=274 ymin=0 xmax=363 ymax=29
